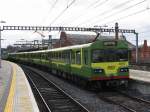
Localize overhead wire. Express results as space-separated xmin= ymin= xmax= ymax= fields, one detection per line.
xmin=104 ymin=7 xmax=150 ymax=24
xmin=49 ymin=0 xmax=76 ymax=25
xmin=139 ymin=30 xmax=150 ymax=34
xmin=50 ymin=0 xmax=58 ymax=12
xmin=61 ymin=0 xmax=109 ymax=25
xmin=76 ymin=0 xmax=135 ymax=26
xmin=33 ymin=0 xmax=58 ymax=40
xmin=93 ymin=0 xmax=109 ymax=8
xmin=39 ymin=0 xmax=58 ymax=25
xmin=90 ymin=0 xmax=148 ymax=25
xmin=85 ymin=0 xmax=103 ymax=9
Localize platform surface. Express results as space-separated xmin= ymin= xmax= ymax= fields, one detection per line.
xmin=130 ymin=69 xmax=150 ymax=83
xmin=0 ymin=60 xmax=39 ymax=112
xmin=0 ymin=60 xmax=12 ymax=111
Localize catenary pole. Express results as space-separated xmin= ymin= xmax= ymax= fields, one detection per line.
xmin=0 ymin=26 xmax=2 ymax=68
xmin=135 ymin=32 xmax=139 ymax=63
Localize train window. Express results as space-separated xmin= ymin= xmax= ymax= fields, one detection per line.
xmin=51 ymin=52 xmax=53 ymax=59
xmin=57 ymin=52 xmax=59 ymax=60
xmin=62 ymin=51 xmax=68 ymax=63
xmin=66 ymin=52 xmax=68 ymax=63
xmin=92 ymin=49 xmax=128 ymax=63
xmin=92 ymin=50 xmax=104 ymax=62
xmin=71 ymin=51 xmax=75 ymax=64
xmin=60 ymin=52 xmax=62 ymax=61
xmin=45 ymin=53 xmax=48 ymax=60
xmin=48 ymin=52 xmax=51 ymax=60
xmin=54 ymin=52 xmax=56 ymax=60
xmin=76 ymin=51 xmax=81 ymax=64
xmin=40 ymin=53 xmax=42 ymax=59
xmin=38 ymin=53 xmax=40 ymax=59
xmin=56 ymin=52 xmax=58 ymax=60
xmin=84 ymin=50 xmax=88 ymax=65
xmin=58 ymin=52 xmax=61 ymax=60
xmin=37 ymin=53 xmax=39 ymax=59
xmin=66 ymin=51 xmax=71 ymax=64
xmin=62 ymin=52 xmax=65 ymax=62
xmin=53 ymin=52 xmax=55 ymax=59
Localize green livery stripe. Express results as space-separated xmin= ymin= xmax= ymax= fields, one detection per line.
xmin=52 ymin=61 xmax=65 ymax=65
xmin=71 ymin=64 xmax=81 ymax=68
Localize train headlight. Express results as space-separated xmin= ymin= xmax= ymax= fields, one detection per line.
xmin=93 ymin=68 xmax=103 ymax=73
xmin=120 ymin=68 xmax=129 ymax=72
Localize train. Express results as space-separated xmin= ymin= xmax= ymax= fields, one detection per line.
xmin=8 ymin=39 xmax=129 ymax=88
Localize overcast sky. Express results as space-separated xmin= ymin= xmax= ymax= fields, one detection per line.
xmin=0 ymin=0 xmax=150 ymax=48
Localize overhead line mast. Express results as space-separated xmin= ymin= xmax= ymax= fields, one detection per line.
xmin=1 ymin=23 xmax=139 ymax=63
xmin=2 ymin=25 xmax=135 ymax=34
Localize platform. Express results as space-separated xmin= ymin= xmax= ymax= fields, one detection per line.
xmin=130 ymin=69 xmax=150 ymax=83
xmin=0 ymin=60 xmax=39 ymax=112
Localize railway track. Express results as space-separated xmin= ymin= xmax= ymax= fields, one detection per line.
xmin=98 ymin=90 xmax=150 ymax=112
xmin=22 ymin=66 xmax=89 ymax=112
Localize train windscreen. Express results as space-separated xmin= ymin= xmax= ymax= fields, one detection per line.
xmin=92 ymin=49 xmax=128 ymax=63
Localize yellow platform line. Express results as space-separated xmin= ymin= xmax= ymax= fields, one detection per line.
xmin=4 ymin=64 xmax=16 ymax=112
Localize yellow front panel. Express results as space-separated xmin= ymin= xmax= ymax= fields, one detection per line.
xmin=91 ymin=61 xmax=128 ymax=76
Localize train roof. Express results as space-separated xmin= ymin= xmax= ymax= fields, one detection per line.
xmin=11 ymin=42 xmax=93 ymax=55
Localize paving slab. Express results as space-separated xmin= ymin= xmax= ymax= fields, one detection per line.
xmin=130 ymin=69 xmax=150 ymax=83
xmin=0 ymin=60 xmax=39 ymax=112
xmin=0 ymin=60 xmax=12 ymax=112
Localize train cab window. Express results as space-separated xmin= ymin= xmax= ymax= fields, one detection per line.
xmin=116 ymin=50 xmax=128 ymax=61
xmin=76 ymin=51 xmax=81 ymax=64
xmin=84 ymin=50 xmax=88 ymax=65
xmin=92 ymin=50 xmax=104 ymax=62
xmin=92 ymin=49 xmax=128 ymax=63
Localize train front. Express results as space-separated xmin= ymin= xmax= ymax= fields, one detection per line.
xmin=90 ymin=40 xmax=129 ymax=86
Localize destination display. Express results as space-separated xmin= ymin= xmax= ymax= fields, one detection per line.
xmin=103 ymin=41 xmax=117 ymax=46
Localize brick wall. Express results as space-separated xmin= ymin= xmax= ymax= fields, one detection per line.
xmin=131 ymin=40 xmax=150 ymax=63
xmin=53 ymin=32 xmax=73 ymax=48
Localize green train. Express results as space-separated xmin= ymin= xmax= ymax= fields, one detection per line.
xmin=9 ymin=39 xmax=129 ymax=88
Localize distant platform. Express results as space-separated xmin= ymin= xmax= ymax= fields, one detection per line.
xmin=130 ymin=69 xmax=150 ymax=83
xmin=0 ymin=60 xmax=39 ymax=112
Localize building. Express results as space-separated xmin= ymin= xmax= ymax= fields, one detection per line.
xmin=131 ymin=40 xmax=150 ymax=63
xmin=53 ymin=31 xmax=135 ymax=49
xmin=53 ymin=31 xmax=96 ymax=48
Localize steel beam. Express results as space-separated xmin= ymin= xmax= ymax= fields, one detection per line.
xmin=2 ymin=26 xmax=135 ymax=33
